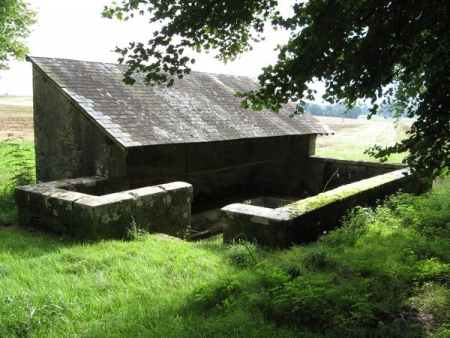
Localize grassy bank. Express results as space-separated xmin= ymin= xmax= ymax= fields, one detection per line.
xmin=1 ymin=179 xmax=450 ymax=337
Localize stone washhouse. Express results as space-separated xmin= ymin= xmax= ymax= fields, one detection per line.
xmin=16 ymin=56 xmax=426 ymax=245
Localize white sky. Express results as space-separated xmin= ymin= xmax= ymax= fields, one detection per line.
xmin=0 ymin=0 xmax=294 ymax=96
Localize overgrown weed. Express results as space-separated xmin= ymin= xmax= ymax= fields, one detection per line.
xmin=124 ymin=216 xmax=148 ymax=241
xmin=0 ymin=134 xmax=35 ymax=225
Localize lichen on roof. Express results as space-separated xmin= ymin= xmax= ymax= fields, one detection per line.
xmin=28 ymin=56 xmax=333 ymax=148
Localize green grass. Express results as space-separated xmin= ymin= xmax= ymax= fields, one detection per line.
xmin=316 ymin=117 xmax=410 ymax=163
xmin=0 ymin=233 xmax=299 ymax=337
xmin=0 ymin=138 xmax=34 ymax=183
xmin=1 ymin=179 xmax=450 ymax=337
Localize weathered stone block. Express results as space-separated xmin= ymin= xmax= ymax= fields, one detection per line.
xmin=16 ymin=177 xmax=194 ymax=240
xmin=16 ymin=207 xmax=33 ymax=228
xmin=47 ymin=190 xmax=89 ymax=227
xmin=59 ymin=177 xmax=100 ymax=194
xmin=73 ymin=192 xmax=135 ymax=239
xmin=160 ymin=181 xmax=193 ymax=205
xmin=148 ymin=203 xmax=190 ymax=238
xmin=129 ymin=185 xmax=167 ymax=230
xmin=129 ymin=182 xmax=193 ymax=238
xmin=15 ymin=185 xmax=60 ymax=216
xmin=221 ymin=204 xmax=291 ymax=247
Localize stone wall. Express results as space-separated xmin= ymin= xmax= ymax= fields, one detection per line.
xmin=221 ymin=169 xmax=428 ymax=247
xmin=32 ymin=67 xmax=121 ymax=182
xmin=126 ymin=135 xmax=315 ymax=202
xmin=15 ymin=178 xmax=192 ymax=240
xmin=304 ymin=157 xmax=406 ymax=194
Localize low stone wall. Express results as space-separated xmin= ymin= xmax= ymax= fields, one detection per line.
xmin=15 ymin=177 xmax=193 ymax=240
xmin=221 ymin=169 xmax=427 ymax=247
xmin=304 ymin=156 xmax=406 ymax=194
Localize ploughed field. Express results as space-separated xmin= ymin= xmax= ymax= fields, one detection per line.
xmin=0 ymin=97 xmax=33 ymax=141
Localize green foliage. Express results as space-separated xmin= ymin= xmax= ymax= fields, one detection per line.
xmin=225 ymin=239 xmax=261 ymax=267
xmin=192 ymin=276 xmax=243 ymax=311
xmin=1 ymin=134 xmax=35 ymax=190
xmin=102 ymin=0 xmax=276 ymax=86
xmin=0 ymin=0 xmax=36 ymax=70
xmin=190 ymin=184 xmax=450 ymax=337
xmin=0 ymin=135 xmax=35 ymax=225
xmin=104 ymin=0 xmax=450 ymax=181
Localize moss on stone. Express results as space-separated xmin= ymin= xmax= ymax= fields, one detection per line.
xmin=281 ymin=170 xmax=407 ymax=217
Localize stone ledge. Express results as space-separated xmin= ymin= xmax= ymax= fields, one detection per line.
xmin=221 ymin=169 xmax=427 ymax=247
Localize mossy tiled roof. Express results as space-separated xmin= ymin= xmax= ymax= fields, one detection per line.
xmin=28 ymin=56 xmax=332 ymax=148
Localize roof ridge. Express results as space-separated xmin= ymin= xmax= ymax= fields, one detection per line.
xmin=26 ymin=55 xmax=258 ymax=79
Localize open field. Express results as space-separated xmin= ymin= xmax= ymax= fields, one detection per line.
xmin=0 ymin=96 xmax=34 ymax=141
xmin=315 ymin=115 xmax=410 ymax=163
xmin=0 ymin=95 xmax=33 ymax=106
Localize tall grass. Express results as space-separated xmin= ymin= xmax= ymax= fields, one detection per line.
xmin=1 ymin=180 xmax=449 ymax=337
xmin=188 ymin=180 xmax=450 ymax=337
xmin=0 ymin=233 xmax=299 ymax=337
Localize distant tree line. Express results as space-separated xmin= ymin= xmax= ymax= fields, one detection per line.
xmin=301 ymin=102 xmax=412 ymax=120
xmin=300 ymin=102 xmax=366 ymax=119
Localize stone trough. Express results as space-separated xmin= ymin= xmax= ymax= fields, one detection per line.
xmin=220 ymin=169 xmax=426 ymax=247
xmin=15 ymin=177 xmax=192 ymax=239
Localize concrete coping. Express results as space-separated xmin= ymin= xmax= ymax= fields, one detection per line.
xmin=18 ymin=178 xmax=192 ymax=206
xmin=221 ymin=203 xmax=292 ymax=223
xmin=220 ymin=168 xmax=424 ymax=246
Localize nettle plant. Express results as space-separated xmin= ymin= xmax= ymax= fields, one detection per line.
xmin=1 ymin=133 xmax=35 ymax=190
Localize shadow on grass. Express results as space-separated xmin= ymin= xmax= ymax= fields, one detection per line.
xmin=0 ymin=189 xmax=16 ymax=226
xmin=0 ymin=226 xmax=76 ymax=258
